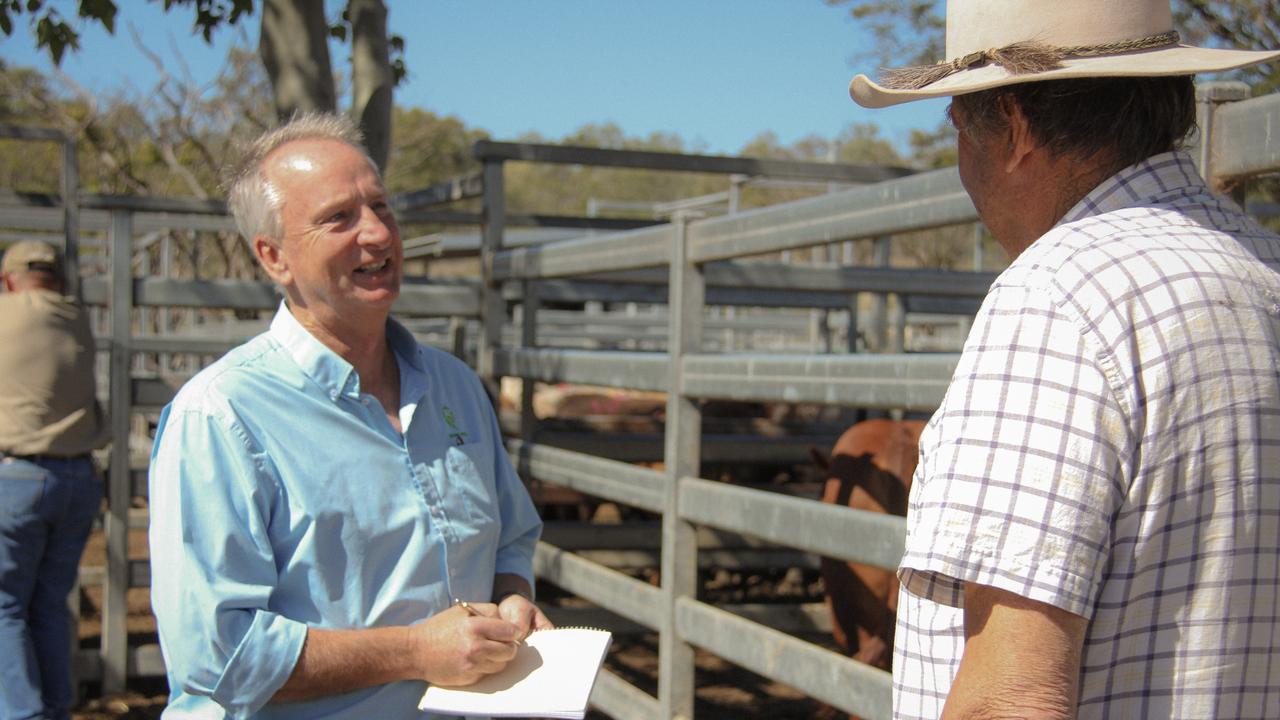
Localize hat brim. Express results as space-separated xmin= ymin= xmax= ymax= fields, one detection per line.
xmin=850 ymin=45 xmax=1280 ymax=108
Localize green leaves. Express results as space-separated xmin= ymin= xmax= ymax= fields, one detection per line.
xmin=34 ymin=12 xmax=78 ymax=65
xmin=160 ymin=0 xmax=255 ymax=43
xmin=79 ymin=0 xmax=116 ymax=33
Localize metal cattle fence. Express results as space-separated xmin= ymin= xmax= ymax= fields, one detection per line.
xmin=0 ymin=81 xmax=1275 ymax=718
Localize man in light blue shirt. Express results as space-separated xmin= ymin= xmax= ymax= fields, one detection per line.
xmin=148 ymin=113 xmax=547 ymax=719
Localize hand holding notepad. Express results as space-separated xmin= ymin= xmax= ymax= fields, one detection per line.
xmin=418 ymin=627 xmax=613 ymax=719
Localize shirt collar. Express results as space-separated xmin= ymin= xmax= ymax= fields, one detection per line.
xmin=268 ymin=301 xmax=427 ymax=401
xmin=1057 ymin=150 xmax=1208 ymax=228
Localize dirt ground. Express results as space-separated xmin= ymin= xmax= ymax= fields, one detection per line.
xmin=72 ymin=525 xmax=836 ymax=719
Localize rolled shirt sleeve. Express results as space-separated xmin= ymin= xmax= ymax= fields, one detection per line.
xmin=900 ymin=282 xmax=1130 ymax=618
xmin=149 ymin=400 xmax=307 ymax=718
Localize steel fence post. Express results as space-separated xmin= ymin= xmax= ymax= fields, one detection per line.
xmin=659 ymin=210 xmax=703 ymax=720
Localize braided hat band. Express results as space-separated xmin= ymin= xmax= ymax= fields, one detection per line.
xmin=880 ymin=30 xmax=1182 ymax=90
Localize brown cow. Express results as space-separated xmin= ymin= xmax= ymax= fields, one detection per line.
xmin=815 ymin=418 xmax=925 ymax=671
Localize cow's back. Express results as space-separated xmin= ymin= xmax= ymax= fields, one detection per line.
xmin=819 ymin=419 xmax=924 ymax=671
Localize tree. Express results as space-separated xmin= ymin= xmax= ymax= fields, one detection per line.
xmin=826 ymin=1 xmax=1280 ymax=93
xmin=1 ymin=44 xmax=275 ymax=283
xmin=1178 ymin=2 xmax=1280 ymax=94
xmin=0 ymin=0 xmax=404 ymax=168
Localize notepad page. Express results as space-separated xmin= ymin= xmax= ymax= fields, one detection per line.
xmin=418 ymin=627 xmax=612 ymax=719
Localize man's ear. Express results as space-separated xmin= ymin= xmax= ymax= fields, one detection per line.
xmin=253 ymin=236 xmax=291 ymax=287
xmin=1002 ymin=98 xmax=1038 ymax=174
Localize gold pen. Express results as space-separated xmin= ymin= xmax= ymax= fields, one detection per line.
xmin=454 ymin=598 xmax=481 ymax=616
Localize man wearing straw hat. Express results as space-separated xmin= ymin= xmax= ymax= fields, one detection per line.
xmin=849 ymin=2 xmax=1280 ymax=718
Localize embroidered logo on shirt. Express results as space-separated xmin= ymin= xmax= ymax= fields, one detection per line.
xmin=442 ymin=405 xmax=468 ymax=446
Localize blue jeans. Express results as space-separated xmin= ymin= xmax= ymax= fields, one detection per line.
xmin=0 ymin=456 xmax=101 ymax=720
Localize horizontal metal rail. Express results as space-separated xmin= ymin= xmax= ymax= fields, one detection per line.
xmin=682 ymin=352 xmax=958 ymax=410
xmin=474 ymin=140 xmax=915 ymax=183
xmin=492 ymin=168 xmax=977 ymax=281
xmin=82 ymin=277 xmax=277 ymax=310
xmin=81 ymin=194 xmax=228 ymax=215
xmin=79 ymin=561 xmax=150 ymax=586
xmin=396 ymin=208 xmax=662 ymax=231
xmin=392 ymin=173 xmax=485 ymax=212
xmin=676 ymin=598 xmax=893 ymax=719
xmin=699 ymin=261 xmax=994 ymax=296
xmin=507 ymin=440 xmax=667 ymax=513
xmin=534 ymin=542 xmax=663 ymax=630
xmin=494 ymin=224 xmax=674 ymax=279
xmin=506 ymin=262 xmax=996 ymax=307
xmin=576 ymin=548 xmax=817 ymax=571
xmin=493 ymin=348 xmax=670 ymax=391
xmin=513 ymin=278 xmax=860 ymax=309
xmin=515 ymin=431 xmax=836 ymax=464
xmin=689 ymin=167 xmax=976 ymax=262
xmin=80 ymin=277 xmax=479 ymax=316
xmin=678 ymin=476 xmax=906 ymax=571
xmin=0 ymin=203 xmax=237 ymax=234
xmin=591 ymin=670 xmax=661 ymax=720
xmin=130 ymin=337 xmax=252 ymax=355
xmin=0 ymin=123 xmax=67 ymax=141
xmin=73 ymin=645 xmax=165 ymax=682
xmin=133 ymin=378 xmax=183 ymax=408
xmin=495 ymin=348 xmax=958 ymax=409
xmin=1211 ymin=91 xmax=1280 ymax=180
xmin=540 ymin=521 xmax=807 ymax=551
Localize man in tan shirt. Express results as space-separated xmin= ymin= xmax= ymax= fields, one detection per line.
xmin=0 ymin=240 xmax=108 ymax=720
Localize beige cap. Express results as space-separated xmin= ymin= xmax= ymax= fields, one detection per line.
xmin=1 ymin=240 xmax=63 ymax=275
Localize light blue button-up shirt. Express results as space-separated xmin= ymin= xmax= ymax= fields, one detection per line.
xmin=148 ymin=303 xmax=542 ymax=719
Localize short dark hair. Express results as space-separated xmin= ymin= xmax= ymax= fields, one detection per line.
xmin=950 ymin=75 xmax=1196 ymax=173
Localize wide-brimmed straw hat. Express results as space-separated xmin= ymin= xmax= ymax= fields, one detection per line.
xmin=850 ymin=0 xmax=1280 ymax=108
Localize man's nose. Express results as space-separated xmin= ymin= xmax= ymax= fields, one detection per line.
xmin=357 ymin=206 xmax=396 ymax=247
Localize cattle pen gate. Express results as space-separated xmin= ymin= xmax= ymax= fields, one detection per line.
xmin=1 ymin=82 xmax=1277 ymax=719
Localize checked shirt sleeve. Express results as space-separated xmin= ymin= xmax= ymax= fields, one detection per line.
xmin=899 ymin=280 xmax=1131 ymax=619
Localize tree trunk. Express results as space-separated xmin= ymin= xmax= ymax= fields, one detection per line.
xmin=348 ymin=0 xmax=394 ymax=170
xmin=259 ymin=0 xmax=337 ymax=121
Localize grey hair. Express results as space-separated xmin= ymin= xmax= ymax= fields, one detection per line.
xmin=225 ymin=112 xmax=378 ymax=244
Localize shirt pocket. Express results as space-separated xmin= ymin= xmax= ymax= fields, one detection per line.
xmin=444 ymin=442 xmax=501 ymax=528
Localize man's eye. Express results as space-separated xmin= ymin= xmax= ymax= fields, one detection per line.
xmin=325 ymin=210 xmax=350 ymax=223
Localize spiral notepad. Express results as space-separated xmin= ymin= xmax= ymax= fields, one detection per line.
xmin=418 ymin=627 xmax=612 ymax=719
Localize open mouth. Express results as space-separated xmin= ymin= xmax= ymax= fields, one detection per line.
xmin=354 ymin=258 xmax=390 ymax=274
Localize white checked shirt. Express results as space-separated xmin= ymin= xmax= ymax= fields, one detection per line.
xmin=893 ymin=152 xmax=1280 ymax=719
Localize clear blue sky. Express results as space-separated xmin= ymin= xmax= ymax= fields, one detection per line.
xmin=2 ymin=0 xmax=948 ymax=156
